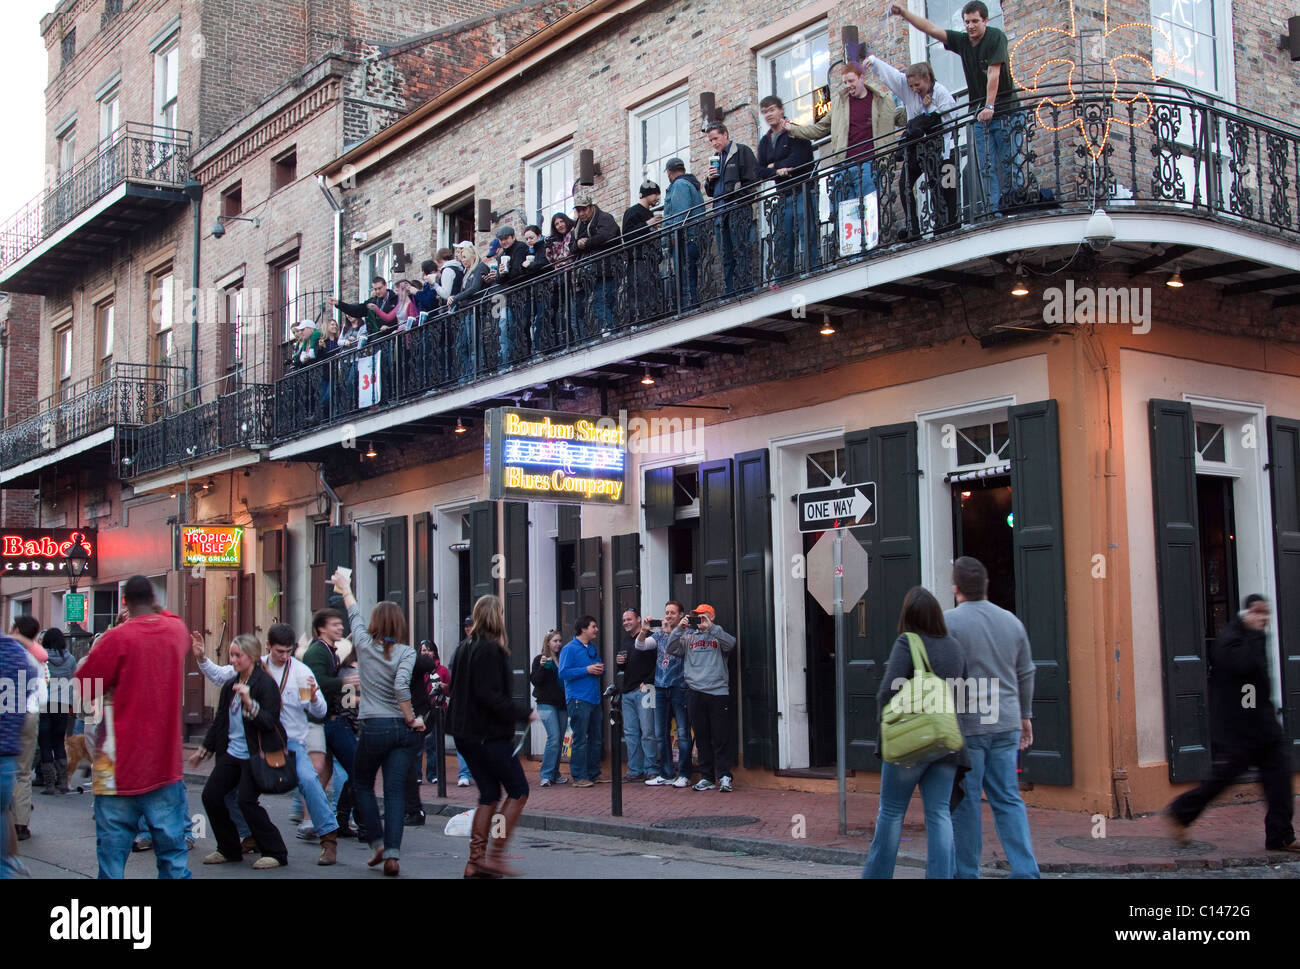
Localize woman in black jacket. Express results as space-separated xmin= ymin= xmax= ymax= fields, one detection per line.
xmin=403 ymin=643 xmax=440 ymax=826
xmin=862 ymin=586 xmax=968 ymax=880
xmin=190 ymin=635 xmax=289 ymax=869
xmin=39 ymin=627 xmax=77 ymax=795
xmin=449 ymin=595 xmax=536 ymax=878
xmin=530 ymin=629 xmax=568 ymax=787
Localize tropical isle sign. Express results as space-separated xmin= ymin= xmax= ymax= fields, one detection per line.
xmin=180 ymin=525 xmax=244 ymax=569
xmin=485 ymin=407 xmax=627 ymax=505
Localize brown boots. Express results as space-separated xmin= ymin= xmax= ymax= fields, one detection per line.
xmin=317 ymin=830 xmax=338 ymax=866
xmin=463 ymin=805 xmax=497 ymax=878
xmin=481 ymin=795 xmax=528 ymax=877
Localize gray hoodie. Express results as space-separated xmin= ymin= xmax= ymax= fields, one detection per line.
xmin=943 ymin=599 xmax=1035 ymax=736
xmin=665 ymin=623 xmax=735 ymax=696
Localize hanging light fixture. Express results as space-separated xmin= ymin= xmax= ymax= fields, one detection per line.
xmin=1166 ymin=268 xmax=1184 ymax=288
xmin=640 ymin=368 xmax=655 ymax=385
xmin=454 ymin=417 xmax=467 ymax=434
xmin=364 ymin=441 xmax=378 ymax=458
xmin=819 ymin=314 xmax=835 ymax=336
xmin=202 ymin=478 xmax=215 ymax=491
xmin=1010 ymin=265 xmax=1030 ymax=297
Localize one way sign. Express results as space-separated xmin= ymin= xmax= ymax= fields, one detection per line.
xmin=797 ymin=483 xmax=876 ymax=532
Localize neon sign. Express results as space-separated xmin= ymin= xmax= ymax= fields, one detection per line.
xmin=486 ymin=407 xmax=628 ymax=505
xmin=1 ymin=529 xmax=97 ymax=576
xmin=180 ymin=525 xmax=244 ymax=569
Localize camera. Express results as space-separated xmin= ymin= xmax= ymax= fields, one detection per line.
xmin=1083 ymin=208 xmax=1115 ymax=250
xmin=687 ymin=613 xmax=702 ymax=627
xmin=602 ymin=683 xmax=618 ymax=699
xmin=647 ymin=619 xmax=662 ymax=628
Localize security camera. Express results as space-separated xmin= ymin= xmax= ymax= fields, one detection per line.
xmin=211 ymin=221 xmax=226 ymax=239
xmin=1083 ymin=208 xmax=1115 ymax=251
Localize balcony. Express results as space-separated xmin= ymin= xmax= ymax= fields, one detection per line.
xmin=119 ymin=381 xmax=274 ymax=482
xmin=0 ymin=363 xmax=189 ymax=486
xmin=277 ymin=84 xmax=1300 ymax=455
xmin=0 ymin=123 xmax=193 ymax=294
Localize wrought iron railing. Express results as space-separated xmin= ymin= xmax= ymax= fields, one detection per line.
xmin=120 ymin=381 xmax=273 ymax=479
xmin=0 ymin=122 xmax=192 ymax=273
xmin=0 ymin=363 xmax=188 ymax=472
xmin=278 ymin=83 xmax=1300 ymax=440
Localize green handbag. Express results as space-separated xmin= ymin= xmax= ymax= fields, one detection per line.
xmin=880 ymin=633 xmax=964 ymax=767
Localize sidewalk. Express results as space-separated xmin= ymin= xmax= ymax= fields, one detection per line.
xmin=180 ymin=746 xmax=1297 ymax=873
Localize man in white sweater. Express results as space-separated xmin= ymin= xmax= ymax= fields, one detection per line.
xmin=194 ymin=623 xmax=341 ymax=864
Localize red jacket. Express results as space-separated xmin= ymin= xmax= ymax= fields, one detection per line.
xmin=75 ymin=610 xmax=188 ymax=796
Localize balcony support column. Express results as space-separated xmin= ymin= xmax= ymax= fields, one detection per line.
xmin=183 ymin=179 xmax=204 ymax=396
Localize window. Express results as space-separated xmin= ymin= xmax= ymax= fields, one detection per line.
xmin=99 ymin=89 xmax=120 ymax=144
xmin=57 ymin=126 xmax=77 ymax=178
xmin=103 ymin=0 xmax=123 ymax=22
xmin=1195 ymin=420 xmax=1227 ymax=463
xmin=150 ymin=267 xmax=175 ymax=366
xmin=1150 ymin=0 xmax=1233 ymax=98
xmin=954 ymin=419 xmax=1011 ymax=468
xmin=525 ymin=144 xmax=574 ymax=230
xmin=221 ymin=182 xmax=243 ymax=218
xmin=920 ymin=0 xmax=1006 ymax=99
xmin=155 ymin=39 xmax=179 ymax=130
xmin=272 ymin=148 xmax=297 ymax=192
xmin=805 ymin=448 xmax=847 ymax=488
xmin=223 ymin=285 xmax=243 ymax=376
xmin=54 ymin=324 xmax=73 ymax=397
xmin=61 ymin=28 xmax=76 ymax=68
xmin=274 ymin=261 xmax=300 ymax=342
xmin=95 ymin=299 xmax=114 ymax=367
xmin=359 ymin=240 xmax=391 ymax=301
xmin=629 ymin=91 xmax=691 ymax=199
xmin=757 ymin=25 xmax=832 ymax=127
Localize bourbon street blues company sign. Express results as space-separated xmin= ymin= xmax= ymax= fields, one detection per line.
xmin=485 ymin=407 xmax=627 ymax=505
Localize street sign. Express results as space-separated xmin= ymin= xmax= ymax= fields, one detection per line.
xmin=797 ymin=482 xmax=875 ymax=532
xmin=64 ymin=592 xmax=86 ymax=624
xmin=805 ymin=529 xmax=870 ymax=616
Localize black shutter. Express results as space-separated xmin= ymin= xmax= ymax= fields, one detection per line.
xmin=325 ymin=525 xmax=353 ymax=634
xmin=644 ymin=466 xmax=675 ymax=529
xmin=469 ymin=501 xmax=498 ymax=602
xmin=557 ymin=504 xmax=582 ymax=542
xmin=612 ymin=533 xmax=641 ymax=623
xmin=504 ymin=502 xmax=531 ymax=731
xmin=1267 ymin=417 xmax=1300 ymax=769
xmin=412 ymin=512 xmax=431 ymax=646
xmin=1008 ymin=400 xmax=1072 ymax=785
xmin=698 ymin=458 xmax=738 ymax=766
xmin=1149 ymin=399 xmax=1210 ymax=781
xmin=383 ymin=516 xmax=409 ymax=616
xmin=845 ymin=422 xmax=921 ymax=771
xmin=735 ymin=448 xmax=778 ymax=769
xmin=576 ymin=536 xmax=603 ymax=629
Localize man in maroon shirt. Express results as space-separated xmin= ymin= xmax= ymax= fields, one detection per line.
xmin=75 ymin=575 xmax=191 ymax=879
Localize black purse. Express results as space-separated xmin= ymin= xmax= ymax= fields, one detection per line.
xmin=248 ymin=664 xmax=297 ymax=795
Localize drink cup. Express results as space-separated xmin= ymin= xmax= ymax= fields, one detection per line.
xmin=299 ymin=686 xmax=313 ymax=702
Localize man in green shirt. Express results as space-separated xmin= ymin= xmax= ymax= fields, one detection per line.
xmin=892 ymin=0 xmax=1024 ymax=215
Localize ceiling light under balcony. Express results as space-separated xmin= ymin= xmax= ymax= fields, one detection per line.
xmin=364 ymin=441 xmax=378 ymax=459
xmin=819 ymin=314 xmax=835 ymax=336
xmin=454 ymin=418 xmax=467 ymax=434
xmin=1166 ymin=269 xmax=1184 ymax=288
xmin=1010 ymin=265 xmax=1030 ymax=297
xmin=640 ymin=368 xmax=655 ymax=386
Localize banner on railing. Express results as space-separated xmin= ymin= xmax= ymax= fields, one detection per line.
xmin=838 ymin=191 xmax=879 ymax=256
xmin=358 ymin=351 xmax=382 ymax=409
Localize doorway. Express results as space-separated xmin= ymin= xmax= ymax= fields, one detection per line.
xmin=802 ymin=446 xmax=846 ymax=769
xmin=1196 ymin=474 xmax=1239 ymax=650
xmin=668 ymin=522 xmax=698 ymax=609
xmin=439 ymin=194 xmax=476 ymax=249
xmin=951 ymin=475 xmax=1015 ymax=613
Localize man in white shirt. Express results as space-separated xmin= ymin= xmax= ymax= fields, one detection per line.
xmin=193 ymin=623 xmax=341 ymax=865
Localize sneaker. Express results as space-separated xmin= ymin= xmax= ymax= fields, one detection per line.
xmin=288 ymin=810 xmax=304 ymax=824
xmin=202 ymin=851 xmax=234 ymax=865
xmin=540 ymin=778 xmax=553 ymax=787
xmin=1266 ymin=841 xmax=1300 ymax=853
xmin=554 ymin=776 xmax=570 ymax=785
xmin=672 ymin=775 xmax=690 ymax=788
xmin=719 ymin=775 xmax=732 ymax=792
xmin=623 ymin=772 xmax=646 ymax=782
xmin=645 ymin=775 xmax=672 ymax=786
xmin=404 ymin=811 xmax=426 ymax=826
xmin=457 ymin=778 xmax=471 ymax=787
xmin=185 ymin=836 xmax=196 ymax=849
xmin=296 ymin=821 xmax=318 ymax=842
xmin=573 ymin=779 xmax=595 ymax=788
xmin=693 ymin=779 xmax=716 ymax=791
xmin=251 ymin=856 xmax=283 ymax=870
xmin=132 ymin=838 xmax=152 ymax=852
xmin=426 ymin=774 xmax=438 ymax=784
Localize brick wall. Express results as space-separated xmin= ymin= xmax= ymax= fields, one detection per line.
xmin=1 ymin=293 xmax=42 ymax=528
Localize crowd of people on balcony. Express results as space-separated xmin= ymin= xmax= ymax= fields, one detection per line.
xmin=284 ymin=2 xmax=1024 ymax=412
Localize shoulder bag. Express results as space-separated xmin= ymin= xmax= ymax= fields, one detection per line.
xmin=880 ymin=633 xmax=964 ymax=767
xmin=248 ymin=664 xmax=297 ymax=795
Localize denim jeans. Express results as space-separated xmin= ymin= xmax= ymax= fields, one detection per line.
xmin=352 ymin=717 xmax=422 ymax=859
xmin=324 ymin=716 xmax=357 ymax=776
xmin=862 ymin=760 xmax=957 ymax=879
xmin=952 ymin=729 xmax=1040 ymax=878
xmin=537 ymin=703 xmax=569 ymax=783
xmin=457 ymin=751 xmax=472 ymax=782
xmin=621 ymin=689 xmax=660 ymax=777
xmin=0 ymin=755 xmax=16 ymax=878
xmin=653 ymin=683 xmax=691 ymax=780
xmin=566 ymin=699 xmax=601 ymax=782
xmin=674 ymin=239 xmax=700 ymax=307
xmin=94 ymin=781 xmax=192 ymax=879
xmin=714 ymin=204 xmax=756 ymax=294
xmin=972 ymin=112 xmax=1025 ymax=214
xmin=329 ymin=756 xmax=348 ymax=813
xmin=288 ymin=738 xmax=338 ymax=836
xmin=770 ymin=186 xmax=818 ymax=279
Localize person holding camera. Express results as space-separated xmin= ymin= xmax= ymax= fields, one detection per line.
xmin=664 ymin=604 xmax=736 ymax=791
xmin=617 ymin=608 xmax=660 ymax=781
xmin=558 ymin=616 xmax=604 ymax=787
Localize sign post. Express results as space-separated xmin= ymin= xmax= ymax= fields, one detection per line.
xmin=798 ymin=481 xmax=875 ymax=836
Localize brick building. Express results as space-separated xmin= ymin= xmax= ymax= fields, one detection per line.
xmin=4 ymin=0 xmax=1300 ymax=815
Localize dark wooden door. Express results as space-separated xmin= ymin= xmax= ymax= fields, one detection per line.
xmin=183 ymin=573 xmax=206 ymax=725
xmin=412 ymin=512 xmax=432 ymax=646
xmin=1267 ymin=416 xmax=1300 ymax=769
xmin=735 ymin=448 xmax=778 ymax=769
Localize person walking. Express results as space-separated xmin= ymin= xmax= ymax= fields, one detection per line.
xmin=1167 ymin=595 xmax=1299 ymax=853
xmin=190 ymin=635 xmax=289 ymax=870
xmin=449 ymin=595 xmax=535 ymax=878
xmin=1 ymin=628 xmax=36 ymax=878
xmin=74 ymin=576 xmax=191 ymax=879
xmin=944 ymin=556 xmax=1040 ymax=878
xmin=331 ymin=568 xmax=424 ymax=877
xmin=862 ymin=587 xmax=968 ymax=879
xmin=39 ymin=628 xmax=77 ymax=796
xmin=8 ymin=617 xmax=45 ymax=842
xmin=558 ymin=616 xmax=604 ymax=787
xmin=531 ymin=630 xmax=569 ymax=787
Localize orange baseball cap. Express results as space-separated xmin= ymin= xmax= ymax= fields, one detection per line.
xmin=692 ymin=604 xmax=715 ymax=617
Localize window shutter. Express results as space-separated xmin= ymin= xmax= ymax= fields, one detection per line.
xmin=643 ymin=466 xmax=675 ymax=529
xmin=504 ymin=502 xmax=531 ymax=729
xmin=412 ymin=512 xmax=431 ymax=646
xmin=699 ymin=458 xmax=738 ymax=767
xmin=469 ymin=501 xmax=497 ymax=602
xmin=383 ymin=516 xmax=409 ymax=616
xmin=611 ymin=533 xmax=641 ymax=626
xmin=1267 ymin=416 xmax=1300 ymax=770
xmin=576 ymin=536 xmax=603 ymax=626
xmin=325 ymin=524 xmax=353 ymax=634
xmin=735 ymin=448 xmax=778 ymax=769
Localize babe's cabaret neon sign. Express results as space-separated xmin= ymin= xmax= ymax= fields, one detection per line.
xmin=1 ymin=532 xmax=94 ymax=560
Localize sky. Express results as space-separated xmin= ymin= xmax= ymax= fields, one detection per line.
xmin=0 ymin=2 xmax=58 ymax=222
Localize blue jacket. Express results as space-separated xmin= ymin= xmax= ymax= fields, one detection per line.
xmin=0 ymin=636 xmax=33 ymax=756
xmin=663 ymin=173 xmax=705 ymax=232
xmin=558 ymin=637 xmax=602 ymax=705
xmin=648 ymin=629 xmax=685 ymax=689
